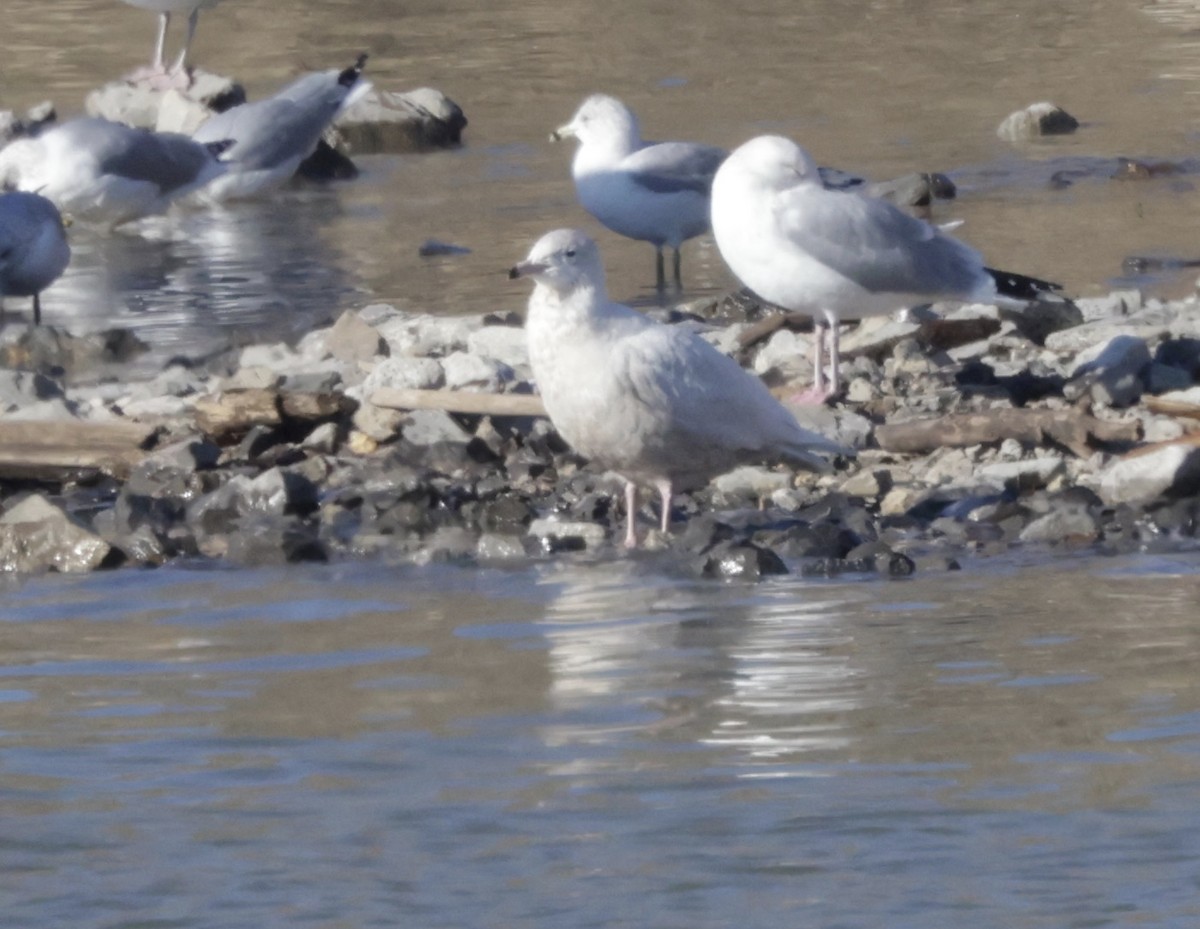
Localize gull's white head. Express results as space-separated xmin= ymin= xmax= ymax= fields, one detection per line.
xmin=509 ymin=228 xmax=606 ymax=296
xmin=550 ymin=94 xmax=640 ymax=150
xmin=722 ymin=135 xmax=821 ymax=191
xmin=0 ymin=138 xmax=40 ymax=191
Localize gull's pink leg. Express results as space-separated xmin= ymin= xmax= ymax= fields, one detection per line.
xmin=788 ymin=319 xmax=831 ymax=405
xmin=125 ymin=12 xmax=172 ymax=83
xmin=655 ymin=478 xmax=673 ymax=534
xmin=623 ymin=481 xmax=639 ymax=549
xmin=169 ymin=8 xmax=200 ymax=75
xmin=828 ymin=316 xmax=842 ymax=397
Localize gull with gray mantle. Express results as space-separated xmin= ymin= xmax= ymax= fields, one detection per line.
xmin=0 ymin=191 xmax=71 ymax=327
xmin=711 ymin=134 xmax=1061 ymax=402
xmin=191 ymin=54 xmax=371 ymax=202
xmin=551 ymin=94 xmax=726 ymax=291
xmin=0 ymin=117 xmax=231 ymax=228
xmin=510 ymin=228 xmax=848 ymax=549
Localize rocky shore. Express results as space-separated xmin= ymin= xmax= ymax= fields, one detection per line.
xmin=2 ymin=283 xmax=1199 ymax=580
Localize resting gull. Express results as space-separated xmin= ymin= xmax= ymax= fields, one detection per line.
xmin=191 ymin=54 xmax=370 ymax=201
xmin=122 ymin=0 xmax=224 ymax=88
xmin=711 ymin=134 xmax=1060 ymax=401
xmin=509 ymin=228 xmax=847 ymax=549
xmin=551 ymin=94 xmax=726 ymax=291
xmin=0 ymin=192 xmax=71 ymax=327
xmin=0 ymin=117 xmax=231 ymax=228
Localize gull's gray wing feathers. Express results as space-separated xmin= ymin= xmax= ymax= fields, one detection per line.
xmin=623 ymin=141 xmax=727 ymax=196
xmin=68 ymin=119 xmax=217 ymax=194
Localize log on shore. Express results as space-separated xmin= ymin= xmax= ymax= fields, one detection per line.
xmin=876 ymin=408 xmax=1141 ymax=458
xmin=370 ymin=388 xmax=547 ymax=418
xmin=0 ymin=420 xmax=157 ymax=480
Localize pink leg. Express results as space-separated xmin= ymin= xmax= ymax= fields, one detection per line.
xmin=623 ymin=481 xmax=639 ymax=549
xmin=655 ymin=478 xmax=673 ymax=534
xmin=828 ymin=317 xmax=842 ymax=397
xmin=788 ymin=320 xmax=831 ymax=405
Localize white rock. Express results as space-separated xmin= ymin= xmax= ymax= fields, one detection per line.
xmin=752 ymin=328 xmax=811 ymax=381
xmin=527 ymin=517 xmax=607 ymax=550
xmin=467 ymin=325 xmax=529 ymax=370
xmin=712 ymin=465 xmax=792 ymax=497
xmin=977 ymin=456 xmax=1065 ymax=488
xmin=1099 ymin=445 xmax=1200 ymax=505
xmin=362 ymin=356 xmax=445 ymax=393
xmin=441 ymin=351 xmax=513 ymax=392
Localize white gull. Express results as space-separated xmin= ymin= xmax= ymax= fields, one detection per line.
xmin=510 ymin=228 xmax=847 ymax=549
xmin=0 ymin=191 xmax=71 ymax=326
xmin=711 ymin=134 xmax=1059 ymax=401
xmin=551 ymin=94 xmax=726 ymax=290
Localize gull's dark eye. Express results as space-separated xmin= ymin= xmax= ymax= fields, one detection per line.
xmin=564 ymin=249 xmax=576 ymax=258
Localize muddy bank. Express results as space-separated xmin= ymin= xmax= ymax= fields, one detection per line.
xmin=1 ymin=283 xmax=1199 ymax=580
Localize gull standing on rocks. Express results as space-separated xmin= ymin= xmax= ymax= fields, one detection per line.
xmin=711 ymin=134 xmax=1060 ymax=402
xmin=191 ymin=54 xmax=371 ymax=202
xmin=551 ymin=94 xmax=726 ymax=291
xmin=0 ymin=192 xmax=71 ymax=327
xmin=122 ymin=0 xmax=225 ymax=88
xmin=0 ymin=118 xmax=231 ymax=228
xmin=510 ymin=228 xmax=847 ymax=549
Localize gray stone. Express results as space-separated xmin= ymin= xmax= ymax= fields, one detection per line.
xmin=784 ymin=403 xmax=873 ymax=450
xmin=301 ymin=422 xmax=341 ymax=454
xmin=0 ymin=495 xmax=112 ymax=573
xmin=220 ymin=365 xmax=283 ymax=391
xmin=839 ymin=316 xmax=921 ymax=361
xmin=376 ymin=314 xmax=477 ymax=357
xmin=997 ymin=297 xmax=1083 ymax=345
xmin=977 ymin=456 xmax=1065 ymax=489
xmin=527 ymin=516 xmax=607 ymax=551
xmin=997 ymin=102 xmax=1079 ymax=141
xmin=362 ymin=356 xmax=445 ymax=393
xmin=476 ymin=533 xmax=528 ymax=561
xmin=1066 ymin=334 xmax=1151 ymax=407
xmin=325 ymin=309 xmax=388 ymax=363
xmin=1019 ymin=507 xmax=1100 ymax=544
xmin=751 ymin=328 xmax=812 ymax=381
xmin=1075 ymin=290 xmax=1141 ymax=323
xmin=441 ymin=351 xmax=513 ymax=392
xmin=1045 ymin=321 xmax=1165 ymax=354
xmin=712 ymin=466 xmax=793 ymax=498
xmin=467 ymin=325 xmax=530 ymax=370
xmin=840 ymin=468 xmax=892 ymax=498
xmin=1099 ymin=445 xmax=1200 ymax=505
xmin=142 ymin=436 xmax=221 ymax=472
xmin=336 ymin=86 xmax=467 ymax=152
xmin=401 ymin=409 xmax=471 ymax=446
xmin=0 ymin=370 xmax=63 ymax=410
xmin=85 ymin=69 xmax=246 ymax=129
xmin=351 ymin=401 xmax=406 ymax=442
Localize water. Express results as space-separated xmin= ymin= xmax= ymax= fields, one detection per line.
xmin=4 ymin=553 xmax=1200 ymax=927
xmin=4 ymin=0 xmax=1200 ymax=350
xmin=5 ymin=3 xmax=1200 ymax=923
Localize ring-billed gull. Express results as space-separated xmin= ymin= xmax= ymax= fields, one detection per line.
xmin=551 ymin=94 xmax=726 ymax=291
xmin=0 ymin=117 xmax=231 ymax=227
xmin=510 ymin=228 xmax=847 ymax=549
xmin=191 ymin=54 xmax=370 ymax=201
xmin=0 ymin=192 xmax=71 ymax=326
xmin=122 ymin=0 xmax=224 ymax=88
xmin=712 ymin=135 xmax=1060 ymax=401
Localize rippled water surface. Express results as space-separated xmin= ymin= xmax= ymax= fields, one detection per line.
xmin=4 ymin=0 xmax=1200 ymax=349
xmin=4 ymin=553 xmax=1200 ymax=927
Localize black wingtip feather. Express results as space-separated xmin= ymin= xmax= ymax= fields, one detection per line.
xmin=338 ymin=53 xmax=369 ymax=88
xmin=986 ymin=266 xmax=1064 ymax=301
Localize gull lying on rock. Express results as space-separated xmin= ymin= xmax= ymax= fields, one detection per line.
xmin=711 ymin=134 xmax=1061 ymax=402
xmin=0 ymin=191 xmax=71 ymax=326
xmin=0 ymin=117 xmax=231 ymax=228
xmin=551 ymin=94 xmax=726 ymax=291
xmin=191 ymin=54 xmax=370 ymax=201
xmin=121 ymin=0 xmax=225 ymax=89
xmin=510 ymin=228 xmax=847 ymax=549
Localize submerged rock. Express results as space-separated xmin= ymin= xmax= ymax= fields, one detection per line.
xmin=997 ymin=102 xmax=1080 ymax=141
xmin=0 ymin=494 xmax=114 ymax=573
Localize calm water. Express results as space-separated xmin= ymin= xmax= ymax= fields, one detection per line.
xmin=5 ymin=3 xmax=1200 ymax=924
xmin=3 ymin=552 xmax=1200 ymax=927
xmin=4 ymin=0 xmax=1200 ymax=349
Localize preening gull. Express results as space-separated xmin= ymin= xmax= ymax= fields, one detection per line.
xmin=711 ymin=134 xmax=1060 ymax=401
xmin=191 ymin=54 xmax=371 ymax=202
xmin=121 ymin=0 xmax=224 ymax=88
xmin=0 ymin=192 xmax=71 ymax=326
xmin=510 ymin=228 xmax=847 ymax=548
xmin=0 ymin=117 xmax=231 ymax=228
xmin=551 ymin=94 xmax=726 ymax=290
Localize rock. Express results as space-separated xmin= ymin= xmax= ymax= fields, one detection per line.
xmin=1066 ymin=334 xmax=1151 ymax=408
xmin=351 ymin=401 xmax=406 ymax=442
xmin=843 ymin=540 xmax=916 ymax=577
xmin=1018 ymin=506 xmax=1100 ymax=544
xmin=1144 ymin=362 xmax=1193 ymax=395
xmin=997 ymin=102 xmax=1080 ymax=141
xmin=527 ymin=516 xmax=607 ymax=552
xmin=1099 ymin=445 xmax=1200 ymax=505
xmin=85 ymin=69 xmax=246 ymax=129
xmin=977 ymin=456 xmax=1065 ymax=490
xmin=441 ymin=351 xmax=513 ymax=392
xmin=361 ymin=356 xmax=445 ymax=394
xmin=466 ymin=326 xmax=530 ymax=371
xmin=712 ymin=465 xmax=793 ymax=498
xmin=401 ymin=409 xmax=472 ymax=446
xmin=418 ymin=240 xmax=472 ymax=257
xmin=752 ymin=328 xmax=812 ymax=382
xmin=840 ymin=468 xmax=892 ymax=499
xmin=376 ymin=314 xmax=477 ymax=357
xmin=325 ymin=309 xmax=388 ymax=363
xmin=839 ymin=316 xmax=922 ymax=361
xmin=0 ymin=494 xmax=113 ymax=573
xmin=1045 ymin=320 xmax=1166 ymax=354
xmin=476 ymin=533 xmax=528 ymax=561
xmin=701 ymin=540 xmax=788 ymax=580
xmin=865 ymin=172 xmax=957 ymax=208
xmin=0 ymin=370 xmax=65 ymax=410
xmin=997 ymin=298 xmax=1083 ymax=345
xmin=1075 ymin=290 xmax=1141 ymax=323
xmin=336 ymin=86 xmax=467 ymax=152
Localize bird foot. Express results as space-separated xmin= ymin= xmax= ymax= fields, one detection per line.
xmin=124 ymin=65 xmax=193 ymax=92
xmin=785 ymin=386 xmax=835 ymax=406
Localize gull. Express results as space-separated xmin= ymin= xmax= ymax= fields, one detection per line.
xmin=191 ymin=54 xmax=371 ymax=202
xmin=509 ymin=228 xmax=847 ymax=549
xmin=712 ymin=135 xmax=1060 ymax=402
xmin=551 ymin=94 xmax=726 ymax=291
xmin=122 ymin=0 xmax=224 ymax=89
xmin=0 ymin=117 xmax=231 ymax=228
xmin=0 ymin=192 xmax=71 ymax=326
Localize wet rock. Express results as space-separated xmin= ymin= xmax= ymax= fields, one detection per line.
xmin=85 ymin=69 xmax=246 ymax=130
xmin=997 ymin=102 xmax=1080 ymax=141
xmin=527 ymin=516 xmax=607 ymax=552
xmin=1099 ymin=445 xmax=1200 ymax=505
xmin=337 ymin=86 xmax=467 ymax=152
xmin=418 ymin=239 xmax=472 ymax=257
xmin=0 ymin=326 xmax=149 ymax=379
xmin=977 ymin=456 xmax=1065 ymax=490
xmin=223 ymin=521 xmax=327 ymax=566
xmin=1018 ymin=505 xmax=1100 ymax=544
xmin=475 ymin=533 xmax=529 ymax=561
xmin=840 ymin=468 xmax=892 ymax=499
xmin=1066 ymin=334 xmax=1151 ymax=407
xmin=1075 ymin=290 xmax=1141 ymax=323
xmin=865 ymin=172 xmax=956 ymax=208
xmin=0 ymin=494 xmax=113 ymax=573
xmin=997 ymin=297 xmax=1083 ymax=345
xmin=843 ymin=540 xmax=916 ymax=577
xmin=700 ymin=540 xmax=788 ymax=580
xmin=401 ymin=409 xmax=472 ymax=446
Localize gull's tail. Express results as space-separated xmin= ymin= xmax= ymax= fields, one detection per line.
xmin=986 ymin=267 xmax=1064 ymax=302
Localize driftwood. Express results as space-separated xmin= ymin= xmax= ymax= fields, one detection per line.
xmin=370 ymin=387 xmax=546 ymax=418
xmin=875 ymin=408 xmax=1141 ymax=458
xmin=0 ymin=419 xmax=156 ymax=480
xmin=1144 ymin=395 xmax=1200 ymax=422
xmin=193 ymin=389 xmax=351 ymax=438
xmin=1123 ymin=431 xmax=1200 ymax=459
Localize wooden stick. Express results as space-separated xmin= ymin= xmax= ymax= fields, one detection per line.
xmin=370 ymin=387 xmax=546 ymax=417
xmin=0 ymin=419 xmax=156 ymax=479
